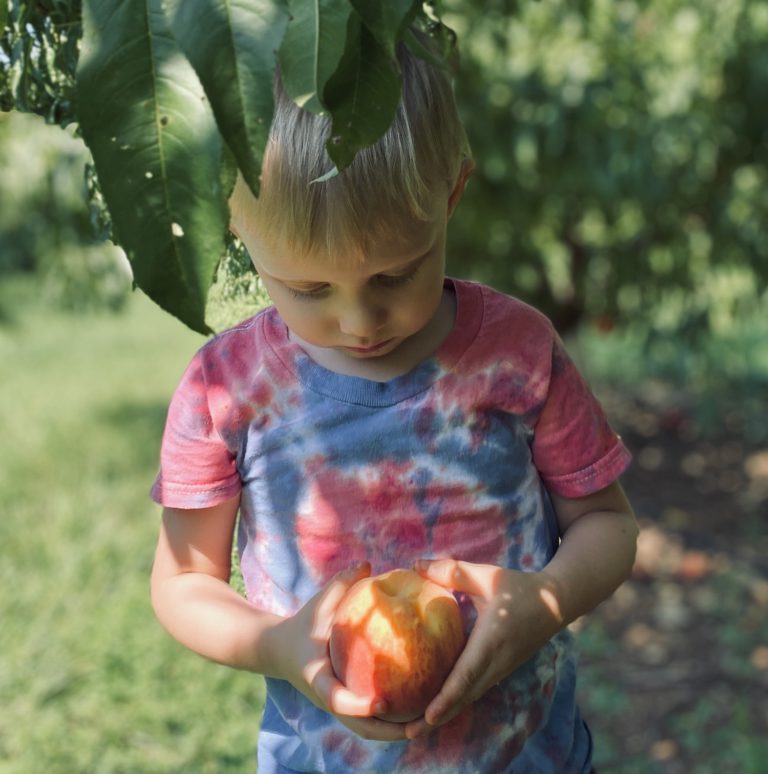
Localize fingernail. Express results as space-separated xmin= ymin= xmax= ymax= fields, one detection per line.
xmin=425 ymin=706 xmax=443 ymax=726
xmin=406 ymin=724 xmax=426 ymax=739
xmin=373 ymin=700 xmax=387 ymax=715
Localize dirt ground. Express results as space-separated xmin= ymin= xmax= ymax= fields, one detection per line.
xmin=574 ymin=388 xmax=768 ymax=772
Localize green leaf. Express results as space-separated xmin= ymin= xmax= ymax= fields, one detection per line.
xmin=406 ymin=4 xmax=459 ymax=74
xmin=0 ymin=1 xmax=8 ymax=33
xmin=77 ymin=0 xmax=230 ymax=334
xmin=278 ymin=0 xmax=351 ymax=115
xmin=402 ymin=25 xmax=455 ymax=74
xmin=350 ymin=0 xmax=420 ymax=55
xmin=322 ymin=10 xmax=401 ymax=170
xmin=164 ymin=0 xmax=289 ymax=199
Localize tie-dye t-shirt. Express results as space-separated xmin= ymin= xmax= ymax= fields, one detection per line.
xmin=151 ymin=278 xmax=631 ymax=773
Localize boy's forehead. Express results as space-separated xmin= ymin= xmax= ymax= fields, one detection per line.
xmin=257 ymin=216 xmax=441 ymax=279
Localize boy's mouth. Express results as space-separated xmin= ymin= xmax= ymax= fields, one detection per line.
xmin=343 ymin=338 xmax=395 ymax=355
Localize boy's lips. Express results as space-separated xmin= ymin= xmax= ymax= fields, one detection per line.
xmin=343 ymin=338 xmax=395 ymax=354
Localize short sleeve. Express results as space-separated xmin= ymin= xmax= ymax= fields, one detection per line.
xmin=532 ymin=335 xmax=631 ymax=498
xmin=150 ymin=353 xmax=241 ymax=509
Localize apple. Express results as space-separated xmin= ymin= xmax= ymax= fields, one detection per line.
xmin=329 ymin=568 xmax=465 ymax=722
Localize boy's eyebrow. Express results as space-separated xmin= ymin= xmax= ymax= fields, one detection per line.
xmin=381 ymin=248 xmax=432 ymax=273
xmin=270 ymin=242 xmax=435 ymax=285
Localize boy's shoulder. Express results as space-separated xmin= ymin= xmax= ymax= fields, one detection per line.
xmin=200 ymin=304 xmax=276 ymax=348
xmin=454 ymin=278 xmax=556 ymax=347
xmin=191 ymin=304 xmax=282 ymax=372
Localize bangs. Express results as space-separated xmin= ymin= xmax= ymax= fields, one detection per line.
xmin=229 ymin=40 xmax=470 ymax=260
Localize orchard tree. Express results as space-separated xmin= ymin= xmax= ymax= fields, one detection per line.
xmin=442 ymin=0 xmax=768 ymax=335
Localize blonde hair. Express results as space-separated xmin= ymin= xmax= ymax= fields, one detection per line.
xmin=230 ymin=39 xmax=471 ymax=259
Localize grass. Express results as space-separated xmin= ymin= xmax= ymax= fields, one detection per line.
xmin=0 ymin=279 xmax=265 ymax=773
xmin=571 ymin=311 xmax=768 ymax=443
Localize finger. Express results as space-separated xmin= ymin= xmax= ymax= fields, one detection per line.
xmin=310 ymin=562 xmax=371 ymax=638
xmin=414 ymin=558 xmax=500 ymax=598
xmin=330 ymin=684 xmax=387 ymax=718
xmin=310 ymin=660 xmax=386 ymax=718
xmin=420 ymin=626 xmax=497 ymax=726
xmin=404 ymin=716 xmax=433 ymax=740
xmin=338 ymin=715 xmax=409 ymax=742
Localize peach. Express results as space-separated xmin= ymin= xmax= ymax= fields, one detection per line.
xmin=329 ymin=568 xmax=465 ymax=722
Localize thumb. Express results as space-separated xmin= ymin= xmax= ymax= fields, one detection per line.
xmin=314 ymin=561 xmax=371 ymax=627
xmin=414 ymin=558 xmax=499 ymax=599
xmin=320 ymin=667 xmax=388 ymax=718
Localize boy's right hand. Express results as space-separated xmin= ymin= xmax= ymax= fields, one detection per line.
xmin=274 ymin=562 xmax=409 ymax=742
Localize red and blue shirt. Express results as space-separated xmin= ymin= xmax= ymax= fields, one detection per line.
xmin=152 ymin=278 xmax=631 ymax=773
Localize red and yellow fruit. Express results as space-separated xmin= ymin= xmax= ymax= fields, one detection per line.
xmin=329 ymin=568 xmax=465 ymax=722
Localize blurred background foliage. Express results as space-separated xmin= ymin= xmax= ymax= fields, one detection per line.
xmin=445 ymin=0 xmax=768 ymax=336
xmin=0 ymin=112 xmax=130 ymax=314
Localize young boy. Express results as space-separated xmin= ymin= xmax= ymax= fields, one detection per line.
xmin=150 ymin=40 xmax=638 ymax=773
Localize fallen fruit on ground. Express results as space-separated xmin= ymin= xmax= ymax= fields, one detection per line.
xmin=329 ymin=568 xmax=466 ymax=722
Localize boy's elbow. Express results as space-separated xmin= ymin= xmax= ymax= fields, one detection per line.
xmin=149 ymin=557 xmax=178 ymax=630
xmin=149 ymin=564 xmax=167 ymax=626
xmin=620 ymin=508 xmax=640 ymax=580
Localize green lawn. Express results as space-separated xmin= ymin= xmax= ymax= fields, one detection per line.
xmin=0 ymin=281 xmax=265 ymax=773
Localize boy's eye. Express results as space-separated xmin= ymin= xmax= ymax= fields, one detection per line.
xmin=375 ymin=264 xmax=421 ymax=288
xmin=286 ymin=284 xmax=329 ymax=299
xmin=283 ymin=257 xmax=424 ymax=298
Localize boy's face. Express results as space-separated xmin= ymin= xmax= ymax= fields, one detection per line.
xmin=238 ymin=213 xmax=448 ymax=365
xmin=232 ymin=162 xmax=472 ymax=370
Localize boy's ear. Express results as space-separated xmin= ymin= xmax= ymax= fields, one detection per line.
xmin=447 ymin=158 xmax=475 ymax=219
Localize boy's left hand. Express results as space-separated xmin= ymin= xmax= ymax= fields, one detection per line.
xmin=404 ymin=559 xmax=565 ymax=739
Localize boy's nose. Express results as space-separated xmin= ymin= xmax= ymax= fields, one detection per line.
xmin=338 ymin=298 xmax=386 ymax=339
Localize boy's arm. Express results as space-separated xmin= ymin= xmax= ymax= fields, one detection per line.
xmin=406 ymin=480 xmax=638 ymax=737
xmin=543 ymin=481 xmax=639 ymax=625
xmin=150 ymin=496 xmax=285 ymax=672
xmin=151 ymin=497 xmax=408 ymax=741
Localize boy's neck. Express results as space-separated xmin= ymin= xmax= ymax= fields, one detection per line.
xmin=290 ymin=286 xmax=456 ymax=382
